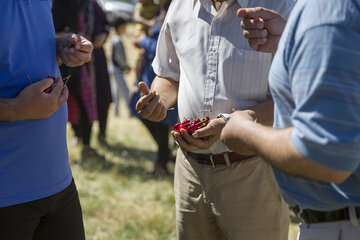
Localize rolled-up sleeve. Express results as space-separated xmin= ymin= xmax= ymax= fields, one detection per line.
xmin=289 ymin=25 xmax=360 ymax=171
xmin=152 ymin=20 xmax=180 ymax=82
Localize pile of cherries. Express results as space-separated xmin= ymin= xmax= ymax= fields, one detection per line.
xmin=173 ymin=117 xmax=210 ymax=135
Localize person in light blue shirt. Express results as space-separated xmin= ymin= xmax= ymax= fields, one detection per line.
xmin=221 ymin=0 xmax=360 ymax=239
xmin=0 ymin=1 xmax=93 ymax=239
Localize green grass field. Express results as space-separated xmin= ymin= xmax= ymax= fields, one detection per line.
xmin=67 ymin=25 xmax=300 ymax=239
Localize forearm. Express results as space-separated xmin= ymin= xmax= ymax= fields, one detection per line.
xmin=247 ymin=99 xmax=274 ymax=126
xmin=0 ymin=98 xmax=20 ymax=121
xmin=150 ymin=76 xmax=178 ymax=108
xmin=229 ymin=122 xmax=351 ymax=183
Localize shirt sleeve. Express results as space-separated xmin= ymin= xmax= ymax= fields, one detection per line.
xmin=152 ymin=18 xmax=180 ymax=82
xmin=289 ymin=25 xmax=360 ymax=171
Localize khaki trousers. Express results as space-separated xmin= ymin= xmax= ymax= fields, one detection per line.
xmin=174 ymin=149 xmax=289 ymax=240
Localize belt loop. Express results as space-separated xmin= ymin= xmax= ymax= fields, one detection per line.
xmin=224 ymin=153 xmax=231 ymax=167
xmin=349 ymin=206 xmax=360 ymax=227
xmin=297 ymin=206 xmax=308 ymax=228
xmin=210 ymin=155 xmax=215 ymax=168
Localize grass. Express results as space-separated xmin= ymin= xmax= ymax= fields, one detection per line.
xmin=67 ymin=24 xmax=300 ymax=240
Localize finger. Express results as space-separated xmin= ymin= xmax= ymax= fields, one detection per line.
xmin=192 ymin=124 xmax=216 ymax=139
xmin=138 ymin=81 xmax=150 ymax=96
xmin=75 ymin=38 xmax=94 ymax=53
xmin=61 ymin=48 xmax=79 ymax=66
xmin=180 ymin=129 xmax=208 ymax=149
xmin=173 ymin=131 xmax=195 ymax=152
xmin=68 ymin=48 xmax=92 ymax=63
xmin=68 ymin=34 xmax=80 ymax=48
xmin=237 ymin=7 xmax=278 ymax=20
xmin=243 ymin=29 xmax=267 ymax=39
xmin=35 ymin=78 xmax=54 ymax=92
xmin=51 ymin=76 xmax=64 ymax=97
xmin=152 ymin=103 xmax=166 ymax=121
xmin=139 ymin=95 xmax=160 ymax=117
xmin=135 ymin=91 xmax=156 ymax=111
xmin=241 ymin=18 xmax=264 ymax=30
xmin=58 ymin=84 xmax=69 ymax=106
xmin=248 ymin=38 xmax=267 ymax=50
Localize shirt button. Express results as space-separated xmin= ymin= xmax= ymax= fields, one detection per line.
xmin=209 ymin=73 xmax=215 ymax=79
xmin=211 ymin=46 xmax=217 ymax=52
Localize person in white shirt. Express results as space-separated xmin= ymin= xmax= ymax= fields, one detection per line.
xmin=136 ymin=0 xmax=295 ymax=239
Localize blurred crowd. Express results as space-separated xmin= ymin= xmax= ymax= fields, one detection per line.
xmin=51 ymin=0 xmax=175 ymax=176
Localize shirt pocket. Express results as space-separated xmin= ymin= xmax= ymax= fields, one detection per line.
xmin=224 ymin=47 xmax=273 ymax=102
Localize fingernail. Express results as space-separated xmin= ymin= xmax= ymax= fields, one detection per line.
xmin=261 ymin=30 xmax=267 ymax=37
xmin=192 ymin=132 xmax=198 ymax=138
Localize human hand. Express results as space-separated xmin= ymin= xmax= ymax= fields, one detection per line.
xmin=172 ymin=118 xmax=226 ymax=152
xmin=133 ymin=32 xmax=146 ymax=48
xmin=237 ymin=7 xmax=287 ymax=53
xmin=15 ymin=77 xmax=69 ymax=120
xmin=135 ymin=81 xmax=167 ymax=122
xmin=220 ymin=110 xmax=256 ymax=154
xmin=57 ymin=33 xmax=94 ymax=67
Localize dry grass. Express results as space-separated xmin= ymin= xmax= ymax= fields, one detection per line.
xmin=67 ymin=23 xmax=300 ymax=240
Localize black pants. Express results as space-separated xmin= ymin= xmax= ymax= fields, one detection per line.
xmin=72 ymin=101 xmax=93 ymax=146
xmin=141 ymin=118 xmax=170 ymax=166
xmin=0 ymin=179 xmax=85 ymax=240
xmin=97 ymin=105 xmax=109 ymax=138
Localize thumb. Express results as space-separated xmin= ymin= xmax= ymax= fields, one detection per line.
xmin=138 ymin=81 xmax=150 ymax=97
xmin=35 ymin=78 xmax=54 ymax=92
xmin=192 ymin=125 xmax=215 ymax=139
xmin=237 ymin=7 xmax=278 ymax=20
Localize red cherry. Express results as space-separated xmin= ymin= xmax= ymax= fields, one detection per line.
xmin=178 ymin=125 xmax=190 ymax=134
xmin=44 ymin=75 xmax=57 ymax=93
xmin=194 ymin=119 xmax=200 ymax=124
xmin=174 ymin=123 xmax=180 ymax=130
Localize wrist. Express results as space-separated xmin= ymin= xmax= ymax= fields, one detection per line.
xmin=217 ymin=113 xmax=231 ymax=123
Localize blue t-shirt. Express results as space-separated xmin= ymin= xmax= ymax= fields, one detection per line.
xmin=270 ymin=0 xmax=360 ymax=211
xmin=0 ymin=0 xmax=72 ymax=207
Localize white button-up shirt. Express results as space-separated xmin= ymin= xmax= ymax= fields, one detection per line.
xmin=153 ymin=0 xmax=296 ymax=154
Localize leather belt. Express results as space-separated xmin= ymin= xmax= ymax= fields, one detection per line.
xmin=291 ymin=205 xmax=360 ymax=224
xmin=186 ymin=151 xmax=256 ymax=167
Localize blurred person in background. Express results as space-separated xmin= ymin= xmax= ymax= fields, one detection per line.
xmin=90 ymin=0 xmax=113 ymax=148
xmin=131 ymin=0 xmax=177 ymax=177
xmin=0 ymin=1 xmax=93 ymax=239
xmin=133 ymin=0 xmax=160 ymax=83
xmin=111 ymin=18 xmax=131 ymax=117
xmin=53 ymin=0 xmax=99 ymax=158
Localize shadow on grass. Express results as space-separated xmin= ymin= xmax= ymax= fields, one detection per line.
xmin=72 ymin=142 xmax=174 ymax=183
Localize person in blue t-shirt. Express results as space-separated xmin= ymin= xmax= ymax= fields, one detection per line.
xmin=0 ymin=1 xmax=93 ymax=239
xmin=220 ymin=0 xmax=360 ymax=239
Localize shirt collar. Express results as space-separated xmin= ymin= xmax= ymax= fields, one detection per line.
xmin=193 ymin=0 xmax=249 ymax=9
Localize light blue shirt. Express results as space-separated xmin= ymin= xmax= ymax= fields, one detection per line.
xmin=270 ymin=0 xmax=360 ymax=210
xmin=0 ymin=0 xmax=72 ymax=207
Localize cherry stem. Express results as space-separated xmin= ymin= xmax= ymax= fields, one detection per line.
xmin=26 ymin=74 xmax=32 ymax=84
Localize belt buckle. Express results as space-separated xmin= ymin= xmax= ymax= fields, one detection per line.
xmin=209 ymin=155 xmax=215 ymax=168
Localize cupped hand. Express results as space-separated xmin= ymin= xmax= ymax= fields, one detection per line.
xmin=15 ymin=77 xmax=69 ymax=120
xmin=171 ymin=118 xmax=226 ymax=152
xmin=237 ymin=7 xmax=287 ymax=53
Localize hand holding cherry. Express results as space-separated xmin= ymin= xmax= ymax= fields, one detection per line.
xmin=171 ymin=116 xmax=227 ymax=152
